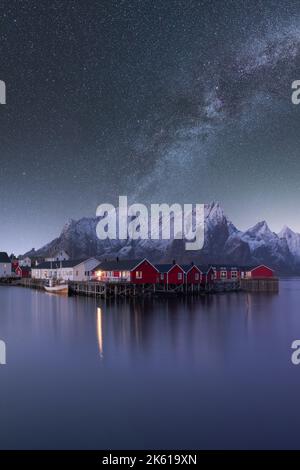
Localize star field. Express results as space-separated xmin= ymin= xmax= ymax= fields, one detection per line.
xmin=1 ymin=1 xmax=300 ymax=254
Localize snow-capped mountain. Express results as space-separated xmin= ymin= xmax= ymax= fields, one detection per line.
xmin=25 ymin=202 xmax=300 ymax=274
xmin=278 ymin=226 xmax=300 ymax=262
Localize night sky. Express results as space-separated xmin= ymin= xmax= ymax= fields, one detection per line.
xmin=1 ymin=0 xmax=300 ymax=254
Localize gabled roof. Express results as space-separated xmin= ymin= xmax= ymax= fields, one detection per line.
xmin=0 ymin=252 xmax=11 ymax=263
xmin=240 ymin=264 xmax=274 ymax=272
xmin=155 ymin=264 xmax=173 ymax=273
xmin=180 ymin=264 xmax=201 ymax=273
xmin=197 ymin=265 xmax=213 ymax=274
xmin=155 ymin=263 xmax=185 ymax=273
xmin=93 ymin=259 xmax=145 ymax=272
xmin=17 ymin=266 xmax=31 ymax=273
xmin=46 ymin=249 xmax=69 ymax=258
xmin=32 ymin=259 xmax=92 ymax=270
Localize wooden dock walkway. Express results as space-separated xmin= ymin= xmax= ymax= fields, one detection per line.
xmin=5 ymin=276 xmax=279 ymax=297
xmin=240 ymin=277 xmax=279 ymax=292
xmin=68 ymin=281 xmax=208 ymax=298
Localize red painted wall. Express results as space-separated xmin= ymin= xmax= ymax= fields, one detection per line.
xmin=158 ymin=272 xmax=167 ymax=285
xmin=251 ymin=265 xmax=274 ymax=278
xmin=131 ymin=260 xmax=159 ymax=284
xmin=167 ymin=265 xmax=185 ymax=285
xmin=12 ymin=260 xmax=19 ymax=270
xmin=212 ymin=268 xmax=241 ymax=280
xmin=202 ymin=268 xmax=214 ymax=285
xmin=15 ymin=267 xmax=31 ymax=278
xmin=186 ymin=266 xmax=201 ymax=284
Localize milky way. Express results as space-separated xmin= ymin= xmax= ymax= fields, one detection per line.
xmin=1 ymin=1 xmax=300 ymax=254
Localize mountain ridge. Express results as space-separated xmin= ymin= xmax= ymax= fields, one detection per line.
xmin=24 ymin=202 xmax=300 ymax=274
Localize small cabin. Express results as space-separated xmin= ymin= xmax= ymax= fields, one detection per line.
xmin=0 ymin=252 xmax=12 ymax=278
xmin=93 ymin=259 xmax=159 ymax=284
xmin=241 ymin=265 xmax=274 ymax=279
xmin=15 ymin=266 xmax=31 ymax=278
xmin=198 ymin=265 xmax=215 ymax=287
xmin=181 ymin=264 xmax=202 ymax=284
xmin=45 ymin=250 xmax=70 ymax=262
xmin=155 ymin=263 xmax=185 ymax=285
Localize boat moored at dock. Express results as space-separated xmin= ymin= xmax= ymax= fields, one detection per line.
xmin=44 ymin=279 xmax=69 ymax=295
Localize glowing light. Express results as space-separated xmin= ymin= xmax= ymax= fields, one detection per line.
xmin=97 ymin=307 xmax=103 ymax=359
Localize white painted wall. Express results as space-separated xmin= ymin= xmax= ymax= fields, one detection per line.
xmin=72 ymin=258 xmax=99 ymax=281
xmin=0 ymin=263 xmax=12 ymax=277
xmin=32 ymin=258 xmax=99 ymax=282
xmin=19 ymin=257 xmax=31 ymax=267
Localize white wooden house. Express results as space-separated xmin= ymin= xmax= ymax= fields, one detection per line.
xmin=31 ymin=257 xmax=99 ymax=281
xmin=18 ymin=256 xmax=32 ymax=267
xmin=0 ymin=252 xmax=12 ymax=277
xmin=45 ymin=250 xmax=70 ymax=262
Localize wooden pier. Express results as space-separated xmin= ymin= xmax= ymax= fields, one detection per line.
xmin=68 ymin=281 xmax=208 ymax=298
xmin=212 ymin=280 xmax=240 ymax=292
xmin=18 ymin=278 xmax=46 ymax=290
xmin=240 ymin=277 xmax=279 ymax=292
xmin=6 ymin=277 xmax=279 ymax=297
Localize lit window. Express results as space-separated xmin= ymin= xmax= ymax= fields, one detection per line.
xmin=221 ymin=271 xmax=227 ymax=279
xmin=136 ymin=271 xmax=143 ymax=279
xmin=178 ymin=272 xmax=182 ymax=280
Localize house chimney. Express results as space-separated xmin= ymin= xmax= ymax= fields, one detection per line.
xmin=172 ymin=259 xmax=176 ymax=265
xmin=116 ymin=257 xmax=119 ymax=263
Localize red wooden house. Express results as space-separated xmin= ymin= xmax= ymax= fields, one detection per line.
xmin=180 ymin=264 xmax=202 ymax=285
xmin=131 ymin=259 xmax=159 ymax=284
xmin=210 ymin=265 xmax=240 ymax=280
xmin=15 ymin=265 xmax=31 ymax=278
xmin=240 ymin=265 xmax=274 ymax=278
xmin=93 ymin=259 xmax=159 ymax=284
xmin=12 ymin=259 xmax=19 ymax=271
xmin=155 ymin=263 xmax=185 ymax=285
xmin=198 ymin=265 xmax=215 ymax=287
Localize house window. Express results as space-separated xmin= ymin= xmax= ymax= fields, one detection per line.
xmin=231 ymin=270 xmax=238 ymax=278
xmin=136 ymin=271 xmax=143 ymax=279
xmin=160 ymin=273 xmax=164 ymax=280
xmin=195 ymin=273 xmax=199 ymax=280
xmin=178 ymin=272 xmax=183 ymax=280
xmin=221 ymin=271 xmax=227 ymax=279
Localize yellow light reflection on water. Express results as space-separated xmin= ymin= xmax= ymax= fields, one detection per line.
xmin=97 ymin=307 xmax=103 ymax=359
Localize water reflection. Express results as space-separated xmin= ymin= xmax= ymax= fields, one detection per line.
xmin=1 ymin=283 xmax=297 ymax=450
xmin=97 ymin=307 xmax=103 ymax=359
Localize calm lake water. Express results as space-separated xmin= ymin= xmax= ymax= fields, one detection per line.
xmin=1 ymin=279 xmax=300 ymax=449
